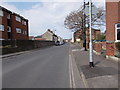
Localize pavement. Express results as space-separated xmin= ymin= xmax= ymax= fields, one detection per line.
xmin=71 ymin=43 xmax=119 ymax=88
xmin=2 ymin=44 xmax=70 ymax=88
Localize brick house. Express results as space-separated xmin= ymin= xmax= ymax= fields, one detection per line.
xmin=0 ymin=6 xmax=29 ymax=40
xmin=106 ymin=1 xmax=120 ymax=56
xmin=74 ymin=28 xmax=101 ymax=43
xmin=74 ymin=30 xmax=82 ymax=42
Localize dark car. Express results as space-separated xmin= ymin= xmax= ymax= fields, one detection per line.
xmin=55 ymin=41 xmax=60 ymax=46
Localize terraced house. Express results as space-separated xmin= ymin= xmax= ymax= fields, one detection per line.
xmin=0 ymin=6 xmax=29 ymax=40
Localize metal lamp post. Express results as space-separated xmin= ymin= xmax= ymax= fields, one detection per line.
xmin=83 ymin=0 xmax=87 ymax=51
xmin=89 ymin=0 xmax=94 ymax=67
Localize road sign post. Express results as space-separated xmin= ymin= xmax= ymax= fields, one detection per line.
xmin=89 ymin=0 xmax=94 ymax=68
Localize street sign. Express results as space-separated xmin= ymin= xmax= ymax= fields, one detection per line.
xmin=83 ymin=4 xmax=99 ymax=16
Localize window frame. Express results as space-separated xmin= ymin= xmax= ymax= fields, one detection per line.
xmin=0 ymin=9 xmax=3 ymax=16
xmin=7 ymin=13 xmax=10 ymax=19
xmin=16 ymin=28 xmax=21 ymax=34
xmin=115 ymin=23 xmax=120 ymax=42
xmin=15 ymin=16 xmax=21 ymax=22
xmin=22 ymin=20 xmax=27 ymax=25
xmin=0 ymin=24 xmax=4 ymax=31
xmin=7 ymin=26 xmax=11 ymax=32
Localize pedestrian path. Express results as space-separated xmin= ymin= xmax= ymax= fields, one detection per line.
xmin=71 ymin=44 xmax=119 ymax=88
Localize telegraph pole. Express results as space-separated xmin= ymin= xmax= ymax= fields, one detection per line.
xmin=89 ymin=0 xmax=94 ymax=67
xmin=83 ymin=0 xmax=87 ymax=51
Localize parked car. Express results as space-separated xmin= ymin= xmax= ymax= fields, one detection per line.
xmin=55 ymin=41 xmax=60 ymax=46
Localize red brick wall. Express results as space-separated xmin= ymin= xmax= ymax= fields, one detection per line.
xmin=106 ymin=43 xmax=115 ymax=56
xmin=11 ymin=14 xmax=29 ymax=40
xmin=119 ymin=2 xmax=120 ymax=22
xmin=1 ymin=8 xmax=29 ymax=40
xmin=106 ymin=2 xmax=119 ymax=41
xmin=106 ymin=2 xmax=120 ymax=56
xmin=93 ymin=42 xmax=102 ymax=53
xmin=1 ymin=11 xmax=8 ymax=39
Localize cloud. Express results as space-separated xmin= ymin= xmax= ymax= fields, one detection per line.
xmin=16 ymin=2 xmax=82 ymax=38
xmin=1 ymin=2 xmax=21 ymax=14
xmin=1 ymin=1 xmax=105 ymax=39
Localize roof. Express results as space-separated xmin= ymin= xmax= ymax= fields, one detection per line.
xmin=35 ymin=38 xmax=46 ymax=40
xmin=47 ymin=29 xmax=53 ymax=33
xmin=0 ymin=6 xmax=28 ymax=21
xmin=35 ymin=35 xmax=42 ymax=38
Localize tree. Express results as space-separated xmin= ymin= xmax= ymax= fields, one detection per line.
xmin=64 ymin=11 xmax=83 ymax=31
xmin=64 ymin=5 xmax=105 ymax=32
xmin=64 ymin=3 xmax=105 ymax=51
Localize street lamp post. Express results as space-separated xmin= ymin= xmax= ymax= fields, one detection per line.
xmin=83 ymin=0 xmax=87 ymax=51
xmin=89 ymin=0 xmax=94 ymax=67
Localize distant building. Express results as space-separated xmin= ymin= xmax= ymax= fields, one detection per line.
xmin=41 ymin=29 xmax=54 ymax=41
xmin=0 ymin=6 xmax=29 ymax=40
xmin=64 ymin=39 xmax=69 ymax=43
xmin=74 ymin=30 xmax=82 ymax=42
xmin=29 ymin=36 xmax=35 ymax=40
xmin=35 ymin=29 xmax=58 ymax=42
xmin=74 ymin=28 xmax=101 ymax=42
xmin=86 ymin=28 xmax=101 ymax=41
xmin=58 ymin=36 xmax=64 ymax=44
xmin=53 ymin=34 xmax=58 ymax=43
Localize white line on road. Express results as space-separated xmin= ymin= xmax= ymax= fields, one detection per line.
xmin=69 ymin=47 xmax=76 ymax=88
xmin=69 ymin=54 xmax=72 ymax=88
xmin=70 ymin=54 xmax=76 ymax=88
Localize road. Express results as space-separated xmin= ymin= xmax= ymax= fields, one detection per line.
xmin=2 ymin=43 xmax=70 ymax=88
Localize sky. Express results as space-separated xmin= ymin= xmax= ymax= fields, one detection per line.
xmin=0 ymin=0 xmax=105 ymax=39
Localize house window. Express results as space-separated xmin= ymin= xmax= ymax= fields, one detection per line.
xmin=15 ymin=16 xmax=21 ymax=22
xmin=16 ymin=28 xmax=21 ymax=33
xmin=22 ymin=20 xmax=26 ymax=25
xmin=115 ymin=23 xmax=120 ymax=42
xmin=7 ymin=26 xmax=11 ymax=32
xmin=0 ymin=25 xmax=4 ymax=31
xmin=7 ymin=13 xmax=10 ymax=19
xmin=0 ymin=38 xmax=5 ymax=40
xmin=22 ymin=30 xmax=27 ymax=35
xmin=117 ymin=29 xmax=120 ymax=40
xmin=0 ymin=9 xmax=3 ymax=16
xmin=24 ymin=31 xmax=27 ymax=35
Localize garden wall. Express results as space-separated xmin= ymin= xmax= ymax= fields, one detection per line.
xmin=0 ymin=40 xmax=55 ymax=55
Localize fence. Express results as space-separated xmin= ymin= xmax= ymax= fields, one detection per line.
xmin=0 ymin=40 xmax=55 ymax=55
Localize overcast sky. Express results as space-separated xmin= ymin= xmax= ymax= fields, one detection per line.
xmin=1 ymin=0 xmax=105 ymax=39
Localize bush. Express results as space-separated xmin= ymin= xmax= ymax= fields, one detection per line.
xmin=116 ymin=42 xmax=120 ymax=52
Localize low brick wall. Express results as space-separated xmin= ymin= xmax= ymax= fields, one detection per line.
xmin=93 ymin=42 xmax=102 ymax=53
xmin=93 ymin=41 xmax=107 ymax=54
xmin=1 ymin=40 xmax=55 ymax=55
xmin=106 ymin=42 xmax=115 ymax=56
xmin=101 ymin=42 xmax=106 ymax=50
xmin=93 ymin=41 xmax=120 ymax=58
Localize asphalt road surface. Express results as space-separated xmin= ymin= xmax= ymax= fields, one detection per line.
xmin=2 ymin=43 xmax=70 ymax=88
